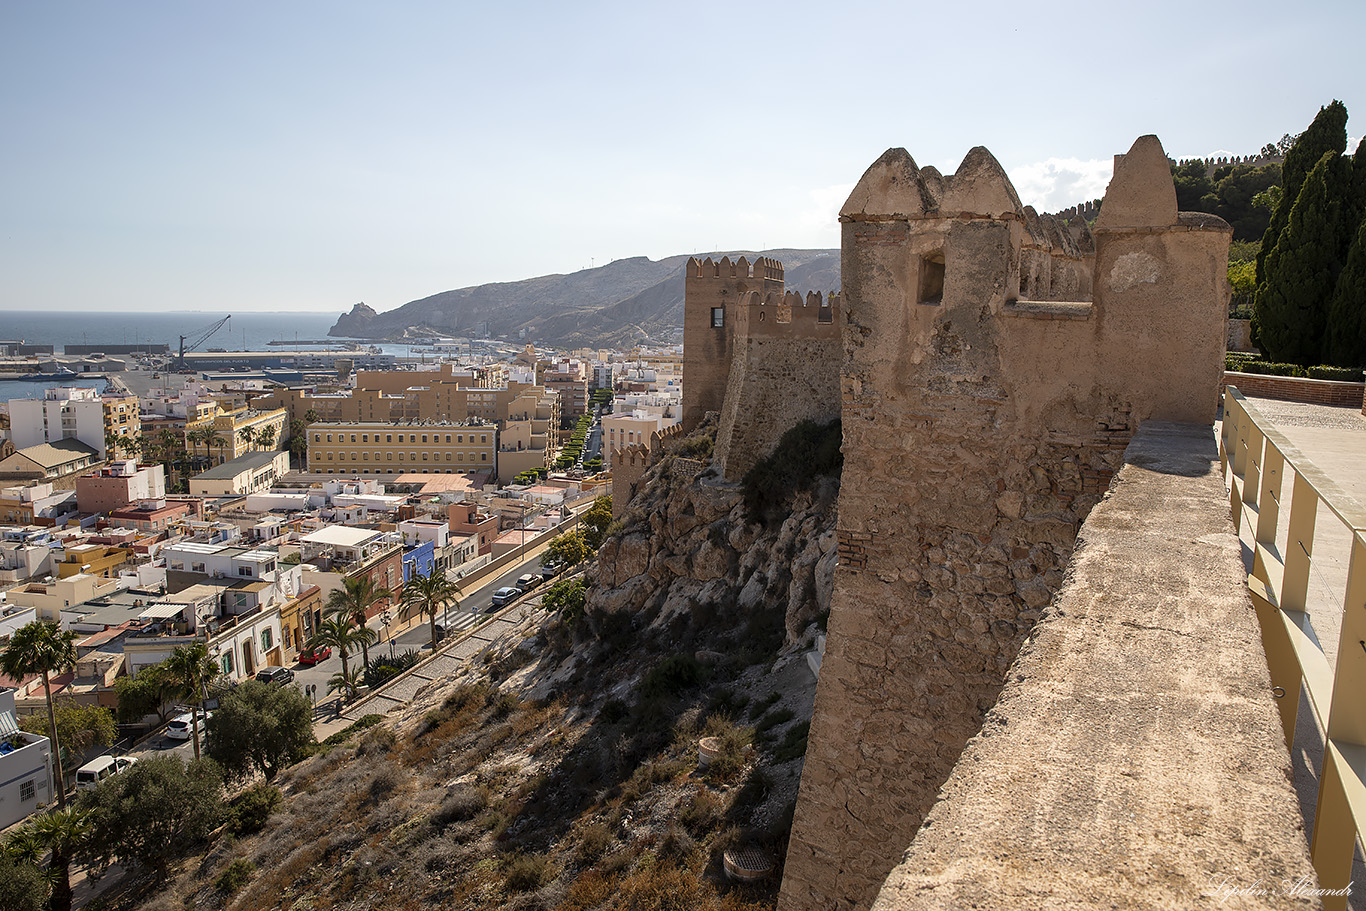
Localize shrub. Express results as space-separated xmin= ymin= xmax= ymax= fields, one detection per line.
xmin=432 ymin=786 xmax=489 ymax=827
xmin=1237 ymin=360 xmax=1305 ymax=377
xmin=678 ymin=788 xmax=726 ymax=836
xmin=1308 ymin=365 xmax=1363 ymax=381
xmin=363 ymin=648 xmax=421 ymax=689
xmin=773 ymin=720 xmax=811 ymax=763
xmin=755 ymin=707 xmax=795 ymax=739
xmin=228 ymin=782 xmax=282 ymax=835
xmin=574 ymin=821 xmax=612 ymax=865
xmin=599 ymin=698 xmax=629 ymax=723
xmin=215 ymin=858 xmax=256 ymax=893
xmin=742 ymin=418 xmax=842 ymax=521
xmin=676 ymin=434 xmax=714 ymax=460
xmin=319 ymin=715 xmax=385 ymax=743
xmin=639 ymin=655 xmax=707 ymax=699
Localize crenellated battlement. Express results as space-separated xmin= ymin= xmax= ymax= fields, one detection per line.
xmin=686 ymin=254 xmax=785 ymax=282
xmin=1051 ymin=199 xmax=1101 ymax=223
xmin=734 ymin=289 xmax=843 ymax=340
xmin=1173 ymin=151 xmax=1283 ymax=178
xmin=609 ymin=442 xmax=653 ymax=520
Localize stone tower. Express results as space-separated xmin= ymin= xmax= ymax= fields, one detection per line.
xmin=779 ymin=136 xmax=1231 ymax=911
xmin=681 ymin=255 xmax=784 ymax=432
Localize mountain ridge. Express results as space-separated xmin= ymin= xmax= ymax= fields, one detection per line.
xmin=328 ymin=249 xmax=841 ymax=348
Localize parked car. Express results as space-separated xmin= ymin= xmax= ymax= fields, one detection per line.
xmin=515 ymin=573 xmax=541 ymax=592
xmin=255 ymin=666 xmax=295 ymax=685
xmin=298 ymin=644 xmax=332 ymax=666
xmin=166 ymin=710 xmax=211 ymax=740
xmin=540 ymin=560 xmax=563 ymax=580
xmin=491 ymin=586 xmax=520 ymax=608
xmin=75 ymin=755 xmax=137 ymax=791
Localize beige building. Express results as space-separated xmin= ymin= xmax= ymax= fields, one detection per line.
xmin=306 ymin=420 xmax=497 ymax=476
xmin=187 ymin=405 xmax=288 ymax=467
xmin=603 ymin=411 xmax=665 ymax=452
xmin=256 ymin=375 xmax=560 ymax=435
xmin=189 ymin=450 xmax=291 ymax=497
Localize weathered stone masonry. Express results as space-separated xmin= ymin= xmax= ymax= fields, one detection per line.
xmin=713 ymin=287 xmax=843 ymax=482
xmin=682 ymin=255 xmax=844 ymax=483
xmin=779 ymin=136 xmax=1231 ymax=911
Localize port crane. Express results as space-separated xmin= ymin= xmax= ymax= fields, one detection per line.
xmin=177 ymin=315 xmax=231 ymax=370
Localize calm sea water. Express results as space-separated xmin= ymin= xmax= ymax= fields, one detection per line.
xmin=0 ymin=310 xmax=342 ymax=353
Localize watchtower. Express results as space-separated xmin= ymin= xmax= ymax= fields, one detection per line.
xmin=681 ymin=255 xmax=783 ymax=431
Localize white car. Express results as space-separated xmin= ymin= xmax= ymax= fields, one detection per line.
xmin=166 ymin=710 xmax=212 ymax=740
xmin=75 ymin=755 xmax=137 ymax=791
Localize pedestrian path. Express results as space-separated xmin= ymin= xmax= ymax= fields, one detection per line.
xmin=312 ymin=591 xmax=552 ymax=739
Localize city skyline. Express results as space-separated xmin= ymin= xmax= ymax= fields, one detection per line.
xmin=2 ymin=1 xmax=1361 ymax=316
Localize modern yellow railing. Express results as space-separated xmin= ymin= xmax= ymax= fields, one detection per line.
xmin=1221 ymin=387 xmax=1366 ymax=910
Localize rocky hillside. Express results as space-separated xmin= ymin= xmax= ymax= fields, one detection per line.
xmin=328 ymin=249 xmax=840 ymax=349
xmin=112 ymin=422 xmax=840 ymax=911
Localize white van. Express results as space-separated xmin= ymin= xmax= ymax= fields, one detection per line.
xmin=74 ymin=755 xmax=137 ymax=791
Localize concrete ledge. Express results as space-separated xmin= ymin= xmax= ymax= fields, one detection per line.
xmin=870 ymin=422 xmax=1317 ymax=910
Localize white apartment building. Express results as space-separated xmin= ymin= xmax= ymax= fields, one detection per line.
xmin=8 ymin=387 xmax=140 ymax=458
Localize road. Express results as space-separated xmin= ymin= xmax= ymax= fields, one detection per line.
xmin=125 ymin=544 xmax=558 ymax=761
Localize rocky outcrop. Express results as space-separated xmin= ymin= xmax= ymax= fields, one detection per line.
xmin=330 ymin=302 xmax=378 ymax=338
xmin=591 ymin=444 xmax=839 ymax=647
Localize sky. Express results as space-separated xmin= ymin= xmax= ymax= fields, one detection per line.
xmin=1 ymin=1 xmax=1362 ymax=317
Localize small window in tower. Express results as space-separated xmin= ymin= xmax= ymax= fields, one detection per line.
xmin=711 ymin=307 xmax=724 ymax=328
xmin=919 ymin=252 xmax=945 ymax=305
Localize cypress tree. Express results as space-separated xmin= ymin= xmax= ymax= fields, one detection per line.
xmin=1256 ymin=101 xmax=1348 ymax=283
xmin=1254 ymin=151 xmax=1346 ymax=364
xmin=1325 ymin=218 xmax=1366 ymax=367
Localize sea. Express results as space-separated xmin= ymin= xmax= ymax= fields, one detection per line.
xmin=0 ymin=309 xmax=342 ymax=354
xmin=0 ymin=309 xmax=436 ymax=400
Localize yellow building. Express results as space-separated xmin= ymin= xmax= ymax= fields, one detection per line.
xmin=55 ymin=544 xmax=132 ymax=579
xmin=187 ymin=405 xmax=288 ymax=467
xmin=306 ymin=420 xmax=497 ymax=476
xmin=102 ymin=394 xmax=141 ymax=454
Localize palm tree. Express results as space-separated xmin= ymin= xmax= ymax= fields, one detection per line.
xmin=29 ymin=806 xmax=90 ymax=911
xmin=400 ymin=569 xmax=461 ymax=651
xmin=238 ymin=425 xmax=258 ymax=453
xmin=304 ymin=408 xmax=319 ymax=425
xmin=309 ymin=615 xmax=376 ymax=702
xmin=258 ymin=424 xmax=277 ymax=451
xmin=102 ymin=431 xmax=120 ymax=460
xmin=325 ymin=575 xmax=392 ymax=670
xmin=326 ymin=666 xmax=365 ymax=703
xmin=164 ymin=642 xmax=218 ymax=761
xmin=0 ymin=621 xmax=78 ymax=808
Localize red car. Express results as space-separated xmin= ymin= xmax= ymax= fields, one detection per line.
xmin=298 ymin=645 xmax=331 ymax=666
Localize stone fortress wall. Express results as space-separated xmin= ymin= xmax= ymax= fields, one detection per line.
xmin=712 ymin=287 xmax=843 ymax=481
xmin=609 ymin=443 xmax=653 ymax=520
xmin=682 ymin=255 xmax=845 ymax=482
xmin=778 ymin=136 xmax=1233 ymax=911
xmin=681 ymin=255 xmax=785 ymax=433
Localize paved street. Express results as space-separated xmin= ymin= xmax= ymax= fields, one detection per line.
xmin=122 ymin=542 xmax=561 ymax=757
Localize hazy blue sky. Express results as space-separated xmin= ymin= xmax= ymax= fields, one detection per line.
xmin=1 ymin=1 xmax=1360 ymax=317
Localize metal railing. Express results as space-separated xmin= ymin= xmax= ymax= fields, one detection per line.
xmin=1220 ymin=387 xmax=1366 ymax=910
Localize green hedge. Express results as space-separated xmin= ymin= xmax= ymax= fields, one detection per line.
xmin=1225 ymin=355 xmax=1363 ymax=382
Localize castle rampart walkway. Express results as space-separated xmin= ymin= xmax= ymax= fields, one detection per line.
xmin=868 ymin=422 xmax=1318 ymax=909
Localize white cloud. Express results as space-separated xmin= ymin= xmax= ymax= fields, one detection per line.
xmin=1008 ymin=157 xmax=1113 ymax=213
